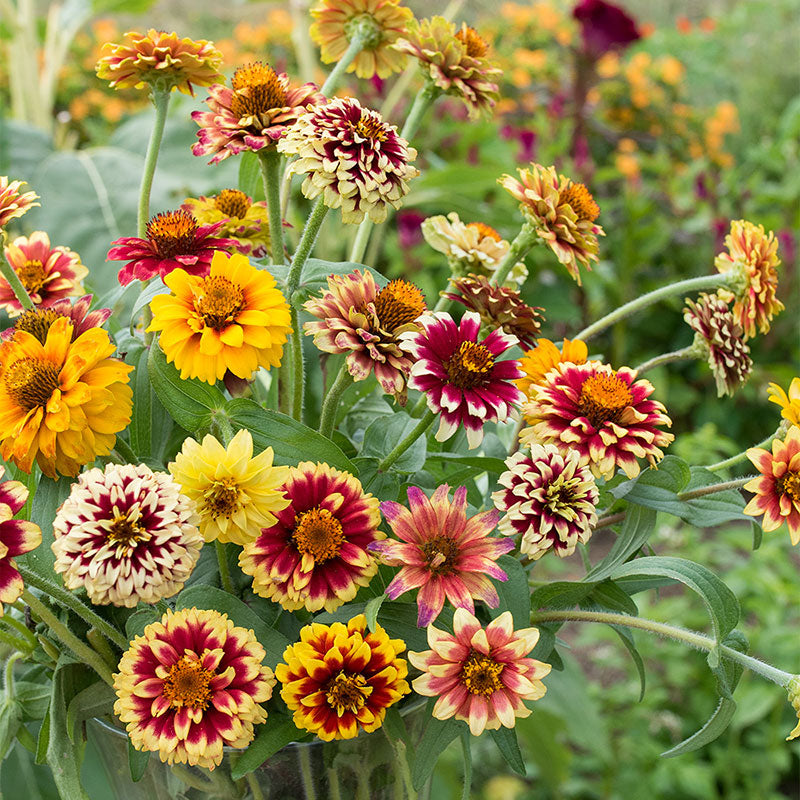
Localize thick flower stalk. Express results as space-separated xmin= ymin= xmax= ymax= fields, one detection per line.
xmin=0 ymin=178 xmax=39 ymax=228
xmin=182 ymin=191 xmax=271 ymax=257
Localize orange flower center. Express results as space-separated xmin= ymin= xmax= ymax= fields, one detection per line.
xmin=354 ymin=112 xmax=388 ymax=142
xmin=325 ymin=671 xmax=372 ymax=714
xmin=420 ymin=535 xmax=460 ymax=575
xmin=230 ymin=62 xmax=287 ymax=119
xmin=292 ymin=507 xmax=344 ymax=563
xmin=163 ymin=656 xmax=213 ymax=710
xmin=467 ymin=222 xmax=502 ymax=242
xmin=445 ymin=341 xmax=495 ymax=389
xmin=214 ymin=189 xmax=251 ymax=219
xmin=203 ymin=478 xmax=242 ymax=519
xmin=107 ymin=512 xmax=148 ymax=545
xmin=374 ymin=279 xmax=426 ymax=332
xmin=3 ymin=357 xmax=60 ymax=410
xmin=14 ymin=308 xmax=63 ymax=345
xmin=195 ymin=276 xmax=245 ymax=331
xmin=578 ymin=373 xmax=632 ymax=427
xmin=16 ymin=259 xmax=47 ymax=293
xmin=147 ymin=210 xmax=198 ymax=257
xmin=461 ymin=650 xmax=504 ymax=696
xmin=559 ymin=182 xmax=600 ymax=223
xmin=777 ymin=471 xmax=800 ymax=502
xmin=455 ymin=25 xmax=489 ymax=59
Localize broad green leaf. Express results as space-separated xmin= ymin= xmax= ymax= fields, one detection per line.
xmin=383 ymin=706 xmax=412 ymax=750
xmin=489 ymin=726 xmax=526 ymax=775
xmin=125 ymin=608 xmax=161 ymax=640
xmin=365 ymin=595 xmax=386 ymax=633
xmin=129 ymin=348 xmax=172 ymax=461
xmin=586 ymin=505 xmax=657 ymax=582
xmin=582 ymin=580 xmax=638 ymax=616
xmin=35 ymin=707 xmax=50 ymax=765
xmin=422 ymin=453 xmax=507 ymax=475
xmin=491 ymin=555 xmax=530 ymax=629
xmin=128 ymin=740 xmax=150 ymax=783
xmin=361 ymin=413 xmax=427 ymax=473
xmin=530 ymin=580 xmax=597 ymax=611
xmin=352 ymin=457 xmax=402 ymax=499
xmin=609 ymin=626 xmax=646 ymax=701
xmin=710 ymin=631 xmax=748 ymax=701
xmin=47 ymin=663 xmax=90 ymax=800
xmin=66 ymin=683 xmax=116 ymax=743
xmin=15 ymin=682 xmax=50 ymax=721
xmin=238 ymin=151 xmax=264 ymax=202
xmin=411 ymin=713 xmax=462 ymax=790
xmin=129 ymin=281 xmax=169 ymax=330
xmin=751 ymin=520 xmax=763 ymax=551
xmin=661 ymin=697 xmax=737 ymax=758
xmin=0 ymin=696 xmax=23 ymax=761
xmin=230 ymin=716 xmax=299 ymax=779
xmin=21 ymin=476 xmax=71 ymax=577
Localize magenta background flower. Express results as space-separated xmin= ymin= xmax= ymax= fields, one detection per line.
xmin=2 ymin=295 xmax=112 ymax=343
xmin=573 ymin=0 xmax=641 ymax=60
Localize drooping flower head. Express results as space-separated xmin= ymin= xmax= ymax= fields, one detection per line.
xmin=0 ymin=232 xmax=88 ymax=317
xmin=499 ymin=164 xmax=605 ymax=284
xmin=743 ymin=426 xmax=800 ymax=545
xmin=182 ymin=191 xmax=271 ymax=257
xmin=147 ymin=250 xmax=292 ymax=385
xmin=239 ymin=462 xmax=382 ymax=613
xmin=0 ymin=177 xmax=39 ymax=228
xmin=400 ymin=311 xmax=524 ymax=449
xmin=0 ymin=317 xmax=133 ymax=477
xmin=303 ymin=270 xmax=425 ymax=402
xmin=114 ymin=607 xmax=275 ymax=769
xmin=768 ymin=378 xmax=800 ymax=426
xmin=192 ymin=64 xmax=324 ymax=164
xmin=516 ymin=337 xmax=588 ymax=399
xmin=275 ymin=614 xmax=409 ymax=741
xmin=96 ymin=30 xmax=223 ymax=95
xmin=372 ymin=484 xmax=513 ymax=627
xmin=169 ymin=429 xmax=289 ymax=546
xmin=2 ymin=295 xmax=112 ymax=343
xmin=492 ymin=445 xmax=598 ymax=560
xmin=573 ymin=0 xmax=641 ymax=60
xmin=277 ymin=98 xmax=419 ymax=225
xmin=786 ymin=675 xmax=800 ymax=741
xmin=409 ymin=608 xmax=551 ymax=736
xmin=520 ymin=361 xmax=674 ymax=479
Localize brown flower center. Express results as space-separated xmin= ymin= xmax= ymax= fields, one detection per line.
xmin=460 ymin=650 xmax=504 ymax=696
xmin=420 ymin=535 xmax=460 ymax=575
xmin=578 ymin=373 xmax=632 ymax=427
xmin=214 ymin=189 xmax=251 ymax=220
xmin=16 ymin=260 xmax=48 ymax=293
xmin=14 ymin=308 xmax=63 ymax=345
xmin=467 ymin=222 xmax=502 ymax=242
xmin=374 ymin=279 xmax=426 ymax=332
xmin=455 ymin=25 xmax=490 ymax=59
xmin=354 ymin=112 xmax=388 ymax=142
xmin=325 ymin=671 xmax=372 ymax=714
xmin=230 ymin=62 xmax=287 ymax=119
xmin=147 ymin=210 xmax=199 ymax=258
xmin=203 ymin=478 xmax=242 ymax=519
xmin=163 ymin=656 xmax=213 ymax=710
xmin=445 ymin=341 xmax=495 ymax=389
xmin=106 ymin=512 xmax=149 ymax=554
xmin=777 ymin=471 xmax=800 ymax=502
xmin=195 ymin=276 xmax=245 ymax=330
xmin=3 ymin=357 xmax=60 ymax=410
xmin=559 ymin=182 xmax=600 ymax=223
xmin=292 ymin=507 xmax=344 ymax=563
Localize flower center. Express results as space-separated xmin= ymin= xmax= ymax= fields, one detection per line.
xmin=543 ymin=474 xmax=581 ymax=513
xmin=230 ymin=62 xmax=287 ymax=119
xmin=163 ymin=655 xmax=213 ymax=710
xmin=106 ymin=511 xmax=150 ymax=554
xmin=16 ymin=259 xmax=47 ymax=293
xmin=146 ymin=210 xmax=199 ymax=258
xmin=3 ymin=357 xmax=60 ymax=410
xmin=374 ymin=279 xmax=426 ymax=332
xmin=420 ymin=535 xmax=460 ymax=575
xmin=203 ymin=478 xmax=241 ymax=519
xmin=325 ymin=671 xmax=372 ymax=714
xmin=445 ymin=341 xmax=495 ymax=389
xmin=460 ymin=650 xmax=504 ymax=696
xmin=777 ymin=471 xmax=800 ymax=502
xmin=213 ymin=189 xmax=251 ymax=219
xmin=467 ymin=222 xmax=502 ymax=242
xmin=292 ymin=507 xmax=344 ymax=563
xmin=353 ymin=111 xmax=388 ymax=142
xmin=559 ymin=182 xmax=600 ymax=223
xmin=14 ymin=308 xmax=63 ymax=345
xmin=578 ymin=373 xmax=633 ymax=427
xmin=455 ymin=25 xmax=490 ymax=58
xmin=195 ymin=276 xmax=245 ymax=331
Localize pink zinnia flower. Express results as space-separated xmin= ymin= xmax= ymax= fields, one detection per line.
xmin=573 ymin=0 xmax=641 ymax=60
xmin=370 ymin=484 xmax=514 ymax=627
xmin=2 ymin=295 xmax=111 ymax=343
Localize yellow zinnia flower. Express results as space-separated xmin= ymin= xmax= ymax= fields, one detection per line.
xmin=768 ymin=377 xmax=800 ymax=426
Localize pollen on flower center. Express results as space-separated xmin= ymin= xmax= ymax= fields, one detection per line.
xmin=445 ymin=341 xmax=495 ymax=389
xmin=542 ymin=474 xmax=581 ymax=511
xmin=230 ymin=62 xmax=288 ymax=119
xmin=777 ymin=471 xmax=800 ymax=502
xmin=460 ymin=650 xmax=504 ymax=696
xmin=147 ymin=210 xmax=199 ymax=258
xmin=292 ymin=507 xmax=345 ymax=563
xmin=354 ymin=112 xmax=388 ymax=142
xmin=195 ymin=276 xmax=245 ymax=330
xmin=455 ymin=26 xmax=489 ymax=58
xmin=420 ymin=535 xmax=460 ymax=574
xmin=325 ymin=671 xmax=372 ymax=714
xmin=3 ymin=357 xmax=60 ymax=410
xmin=16 ymin=259 xmax=47 ymax=293
xmin=466 ymin=221 xmax=502 ymax=242
xmin=578 ymin=373 xmax=632 ymax=427
xmin=374 ymin=279 xmax=426 ymax=332
xmin=560 ymin=182 xmax=600 ymax=223
xmin=106 ymin=511 xmax=149 ymax=546
xmin=162 ymin=656 xmax=213 ymax=710
xmin=14 ymin=308 xmax=63 ymax=345
xmin=213 ymin=189 xmax=251 ymax=219
xmin=203 ymin=478 xmax=242 ymax=519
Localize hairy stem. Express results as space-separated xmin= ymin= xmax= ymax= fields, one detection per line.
xmin=0 ymin=244 xmax=34 ymax=311
xmin=137 ymin=89 xmax=170 ymax=238
xmin=319 ymin=361 xmax=352 ymax=438
xmin=258 ymin=149 xmax=285 ymax=265
xmin=288 ymin=198 xmax=328 ymax=295
xmin=215 ymin=541 xmax=235 ymax=595
xmin=634 ymin=345 xmax=698 ymax=375
xmin=707 ymin=427 xmax=782 ymax=473
xmin=320 ymin=35 xmax=364 ymax=97
xmin=490 ymin=221 xmax=537 ymax=288
xmin=377 ymin=409 xmax=436 ymax=472
xmin=289 ymin=307 xmax=305 ymax=421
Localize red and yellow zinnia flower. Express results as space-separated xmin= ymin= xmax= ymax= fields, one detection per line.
xmin=182 ymin=191 xmax=271 ymax=257
xmin=2 ymin=295 xmax=111 ymax=344
xmin=0 ymin=177 xmax=39 ymax=228
xmin=516 ymin=337 xmax=588 ymax=399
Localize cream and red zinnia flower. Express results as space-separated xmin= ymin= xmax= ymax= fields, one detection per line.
xmin=768 ymin=378 xmax=800 ymax=426
xmin=2 ymin=295 xmax=112 ymax=343
xmin=239 ymin=462 xmax=382 ymax=613
xmin=520 ymin=361 xmax=674 ymax=479
xmin=0 ymin=177 xmax=39 ymax=228
xmin=516 ymin=337 xmax=588 ymax=399
xmin=371 ymin=484 xmax=514 ymax=627
xmin=303 ymin=270 xmax=425 ymax=402
xmin=191 ymin=63 xmax=324 ymax=164
xmin=277 ymin=98 xmax=418 ymax=224
xmin=114 ymin=607 xmax=275 ymax=769
xmin=400 ymin=311 xmax=524 ymax=449
xmin=275 ymin=614 xmax=409 ymax=741
xmin=182 ymin=191 xmax=271 ymax=257
xmin=743 ymin=426 xmax=800 ymax=545
xmin=492 ymin=445 xmax=598 ymax=560
xmin=409 ymin=608 xmax=551 ymax=736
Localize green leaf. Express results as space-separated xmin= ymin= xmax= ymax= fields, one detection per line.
xmin=47 ymin=663 xmax=90 ymax=800
xmin=609 ymin=626 xmax=646 ymax=701
xmin=15 ymin=682 xmax=50 ymax=721
xmin=661 ymin=697 xmax=737 ymax=758
xmin=583 ymin=580 xmax=638 ymax=616
xmin=710 ymin=631 xmax=748 ymax=701
xmin=35 ymin=706 xmax=50 ymax=765
xmin=383 ymin=706 xmax=411 ymax=750
xmin=364 ymin=595 xmax=386 ymax=633
xmin=422 ymin=453 xmax=507 ymax=475
xmin=130 ymin=348 xmax=172 ymax=460
xmin=238 ymin=151 xmax=264 ymax=202
xmin=352 ymin=458 xmax=401 ymax=499
xmin=125 ymin=608 xmax=161 ymax=640
xmin=530 ymin=580 xmax=597 ymax=611
xmin=489 ymin=726 xmax=526 ymax=775
xmin=129 ymin=281 xmax=169 ymax=330
xmin=751 ymin=520 xmax=763 ymax=550
xmin=491 ymin=555 xmax=530 ymax=628
xmin=66 ymin=683 xmax=116 ymax=743
xmin=21 ymin=475 xmax=72 ymax=577
xmin=586 ymin=504 xmax=657 ymax=582
xmin=0 ymin=696 xmax=23 ymax=761
xmin=128 ymin=740 xmax=150 ymax=783
xmin=230 ymin=716 xmax=299 ymax=779
xmin=411 ymin=713 xmax=462 ymax=790
xmin=361 ymin=413 xmax=427 ymax=473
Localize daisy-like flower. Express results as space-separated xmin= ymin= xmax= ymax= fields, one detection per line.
xmin=683 ymin=292 xmax=752 ymax=397
xmin=394 ymin=18 xmax=502 ymax=118
xmin=239 ymin=462 xmax=382 ymax=613
xmin=191 ymin=63 xmax=324 ymax=164
xmin=520 ymin=361 xmax=674 ymax=479
xmin=400 ymin=311 xmax=524 ymax=449
xmin=108 ymin=210 xmax=236 ymax=286
xmin=499 ymin=164 xmax=605 ymax=284
xmin=715 ymin=220 xmax=784 ymax=339
xmin=0 ymin=317 xmax=133 ymax=478
xmin=303 ymin=270 xmax=425 ymax=402
xmin=2 ymin=295 xmax=111 ymax=343
xmin=768 ymin=378 xmax=800 ymax=426
xmin=492 ymin=445 xmax=598 ymax=560
xmin=309 ymin=0 xmax=413 ymax=79
xmin=786 ymin=675 xmax=800 ymax=741
xmin=277 ymin=97 xmax=419 ymax=225
xmin=743 ymin=426 xmax=800 ymax=545
xmin=0 ymin=177 xmax=39 ymax=228
xmin=182 ymin=191 xmax=271 ymax=257
xmin=147 ymin=250 xmax=291 ymax=385
xmin=370 ymin=484 xmax=514 ymax=627
xmin=275 ymin=614 xmax=409 ymax=741
xmin=169 ymin=429 xmax=289 ymax=546
xmin=0 ymin=232 xmax=87 ymax=317
xmin=516 ymin=337 xmax=588 ymax=399
xmin=409 ymin=608 xmax=551 ymax=736
xmin=52 ymin=464 xmax=202 ymax=607
xmin=96 ymin=30 xmax=223 ymax=95
xmin=114 ymin=607 xmax=275 ymax=769
xmin=0 ymin=468 xmax=41 ymax=615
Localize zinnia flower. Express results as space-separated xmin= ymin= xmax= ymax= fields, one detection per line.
xmin=309 ymin=0 xmax=413 ymax=79
xmin=0 ymin=469 xmax=41 ymax=615
xmin=573 ymin=0 xmax=641 ymax=59
xmin=96 ymin=30 xmax=223 ymax=95
xmin=2 ymin=295 xmax=111 ymax=343
xmin=52 ymin=464 xmax=202 ymax=607
xmin=191 ymin=63 xmax=324 ymax=164
xmin=169 ymin=429 xmax=289 ymax=546
xmin=182 ymin=191 xmax=271 ymax=257
xmin=768 ymin=378 xmax=800 ymax=426
xmin=715 ymin=219 xmax=784 ymax=339
xmin=370 ymin=484 xmax=514 ymax=627
xmin=0 ymin=177 xmax=39 ymax=228
xmin=108 ymin=210 xmax=236 ymax=286
xmin=786 ymin=676 xmax=800 ymax=741
xmin=303 ymin=270 xmax=425 ymax=402
xmin=147 ymin=250 xmax=291 ymax=385
xmin=239 ymin=462 xmax=382 ymax=613
xmin=492 ymin=445 xmax=598 ymax=560
xmin=520 ymin=361 xmax=674 ymax=479
xmin=275 ymin=614 xmax=409 ymax=741
xmin=499 ymin=164 xmax=605 ymax=284
xmin=114 ymin=607 xmax=275 ymax=769
xmin=409 ymin=608 xmax=551 ymax=736
xmin=0 ymin=317 xmax=133 ymax=478
xmin=277 ymin=97 xmax=418 ymax=224
xmin=0 ymin=232 xmax=88 ymax=317
xmin=743 ymin=426 xmax=800 ymax=545
xmin=400 ymin=311 xmax=524 ymax=449
xmin=516 ymin=337 xmax=588 ymax=399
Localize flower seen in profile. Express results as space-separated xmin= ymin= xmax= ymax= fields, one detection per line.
xmin=516 ymin=337 xmax=588 ymax=399
xmin=0 ymin=177 xmax=39 ymax=228
xmin=182 ymin=191 xmax=271 ymax=257
xmin=573 ymin=0 xmax=641 ymax=60
xmin=768 ymin=378 xmax=800 ymax=426
xmin=2 ymin=295 xmax=112 ymax=343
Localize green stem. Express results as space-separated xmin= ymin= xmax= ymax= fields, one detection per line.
xmin=634 ymin=345 xmax=698 ymax=375
xmin=319 ymin=362 xmax=352 ymax=438
xmin=289 ymin=307 xmax=304 ymax=421
xmin=377 ymin=409 xmax=436 ymax=472
xmin=707 ymin=427 xmax=782 ymax=473
xmin=594 ymin=510 xmax=626 ymax=531
xmin=258 ymin=149 xmax=285 ymax=265
xmin=320 ymin=34 xmax=365 ymax=97
xmin=87 ymin=628 xmax=119 ymax=670
xmin=460 ymin=733 xmax=472 ymax=800
xmin=3 ymin=651 xmax=24 ymax=697
xmin=385 ymin=728 xmax=417 ymax=800
xmin=215 ymin=541 xmax=235 ymax=595
xmin=245 ymin=770 xmax=266 ymax=800
xmin=0 ymin=248 xmax=34 ymax=311
xmin=298 ymin=745 xmax=317 ymax=800
xmin=490 ymin=221 xmax=538 ymax=288
xmin=288 ymin=198 xmax=328 ymax=295
xmin=137 ymin=89 xmax=170 ymax=238
xmin=327 ymin=767 xmax=343 ymax=800
xmin=676 ymin=476 xmax=753 ymax=501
